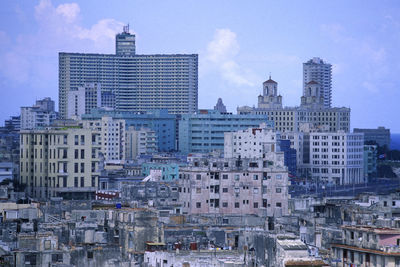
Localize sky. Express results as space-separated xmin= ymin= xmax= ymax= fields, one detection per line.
xmin=0 ymin=0 xmax=399 ymax=132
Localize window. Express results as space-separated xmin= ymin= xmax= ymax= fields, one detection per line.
xmin=80 ymin=177 xmax=84 ymax=187
xmin=235 ymin=202 xmax=240 ymax=208
xmin=253 ymin=188 xmax=259 ymax=194
xmin=223 ymin=188 xmax=228 ymax=193
xmin=80 ymin=135 xmax=85 ymax=145
xmin=74 ymin=149 xmax=79 ymax=159
xmin=196 ymin=202 xmax=201 ymax=208
xmin=222 ymin=202 xmax=228 ymax=207
xmin=196 ymin=174 xmax=201 ymax=180
xmin=196 ymin=188 xmax=201 ymax=193
xmin=276 ymin=174 xmax=282 ymax=179
xmin=276 ymin=188 xmax=282 ymax=193
xmin=276 ymin=202 xmax=282 ymax=207
xmin=74 ymin=135 xmax=79 ymax=145
xmin=254 ymin=202 xmax=259 ymax=208
xmin=234 ymin=174 xmax=240 ymax=181
xmin=81 ymin=149 xmax=85 ymax=159
xmin=222 ymin=174 xmax=228 ymax=179
xmin=253 ymin=174 xmax=258 ymax=180
xmin=74 ymin=163 xmax=78 ymax=173
xmin=74 ymin=177 xmax=78 ymax=187
xmin=80 ymin=163 xmax=85 ymax=173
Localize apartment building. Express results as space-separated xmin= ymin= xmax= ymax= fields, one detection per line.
xmin=331 ymin=225 xmax=400 ymax=267
xmin=125 ymin=127 xmax=157 ymax=160
xmin=20 ymin=127 xmax=101 ymax=199
xmin=303 ymin=57 xmax=332 ymax=108
xmin=179 ymin=157 xmax=289 ymax=216
xmin=20 ymin=98 xmax=57 ymax=130
xmin=59 ymin=27 xmax=198 ymax=118
xmin=82 ymin=116 xmax=125 ymax=163
xmin=178 ymin=109 xmax=271 ymax=153
xmin=224 ymin=123 xmax=279 ymax=159
xmin=67 ymin=83 xmax=101 ymax=119
xmin=307 ymin=131 xmax=364 ymax=185
xmin=82 ymin=109 xmax=176 ymax=152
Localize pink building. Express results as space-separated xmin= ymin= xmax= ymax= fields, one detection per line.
xmin=179 ymin=157 xmax=289 ymax=216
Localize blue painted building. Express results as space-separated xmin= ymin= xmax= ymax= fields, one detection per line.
xmin=142 ymin=162 xmax=186 ymax=181
xmin=279 ymin=139 xmax=297 ymax=176
xmin=82 ymin=109 xmax=177 ymax=152
xmin=178 ymin=109 xmax=271 ymax=153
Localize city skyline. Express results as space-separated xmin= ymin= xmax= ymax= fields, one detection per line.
xmin=0 ymin=0 xmax=399 ymax=132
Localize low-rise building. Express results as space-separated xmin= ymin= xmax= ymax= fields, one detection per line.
xmin=331 ymin=225 xmax=400 ymax=267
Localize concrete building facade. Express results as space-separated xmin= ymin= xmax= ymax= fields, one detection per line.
xmin=178 ymin=110 xmax=271 ymax=154
xmin=303 ymin=57 xmax=332 ymax=108
xmin=19 ymin=127 xmax=101 ymax=199
xmin=82 ymin=109 xmax=176 ymax=152
xmin=125 ymin=127 xmax=157 ymax=160
xmin=59 ymin=28 xmax=198 ymax=119
xmin=67 ymin=83 xmax=101 ymax=119
xmin=21 ymin=98 xmax=57 ymax=130
xmin=237 ymin=77 xmax=350 ymax=133
xmin=306 ymin=131 xmax=364 ymax=185
xmin=179 ymin=157 xmax=290 ymax=217
xmin=82 ymin=116 xmax=126 ymax=163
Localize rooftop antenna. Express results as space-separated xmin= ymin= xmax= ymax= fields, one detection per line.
xmin=123 ymin=24 xmax=129 ymax=33
xmin=269 ymin=72 xmax=271 ymax=80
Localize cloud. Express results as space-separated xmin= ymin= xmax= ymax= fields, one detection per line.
xmin=204 ymin=28 xmax=255 ymax=86
xmin=0 ymin=0 xmax=125 ymax=86
xmin=55 ymin=3 xmax=80 ymax=23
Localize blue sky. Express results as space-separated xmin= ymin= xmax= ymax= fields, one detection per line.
xmin=0 ymin=0 xmax=399 ymax=132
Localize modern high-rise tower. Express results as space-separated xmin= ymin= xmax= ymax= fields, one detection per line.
xmin=303 ymin=57 xmax=332 ymax=108
xmin=59 ymin=26 xmax=198 ymax=119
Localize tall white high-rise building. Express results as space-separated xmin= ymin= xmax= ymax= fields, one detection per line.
xmin=303 ymin=57 xmax=332 ymax=108
xmin=59 ymin=26 xmax=198 ymax=119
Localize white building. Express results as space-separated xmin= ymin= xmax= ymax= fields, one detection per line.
xmin=125 ymin=127 xmax=157 ymax=160
xmin=67 ymin=83 xmax=101 ymax=120
xmin=20 ymin=98 xmax=57 ymax=130
xmin=306 ymin=131 xmax=364 ymax=185
xmin=224 ymin=123 xmax=279 ymax=159
xmin=303 ymin=57 xmax=332 ymax=108
xmin=82 ymin=116 xmax=126 ymax=163
xmin=237 ymin=77 xmax=350 ymax=133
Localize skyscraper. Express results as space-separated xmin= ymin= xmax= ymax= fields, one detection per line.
xmin=59 ymin=26 xmax=198 ymax=119
xmin=303 ymin=57 xmax=332 ymax=108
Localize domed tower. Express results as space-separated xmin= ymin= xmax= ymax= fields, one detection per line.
xmin=258 ymin=76 xmax=283 ymax=109
xmin=300 ymin=81 xmax=324 ymax=108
